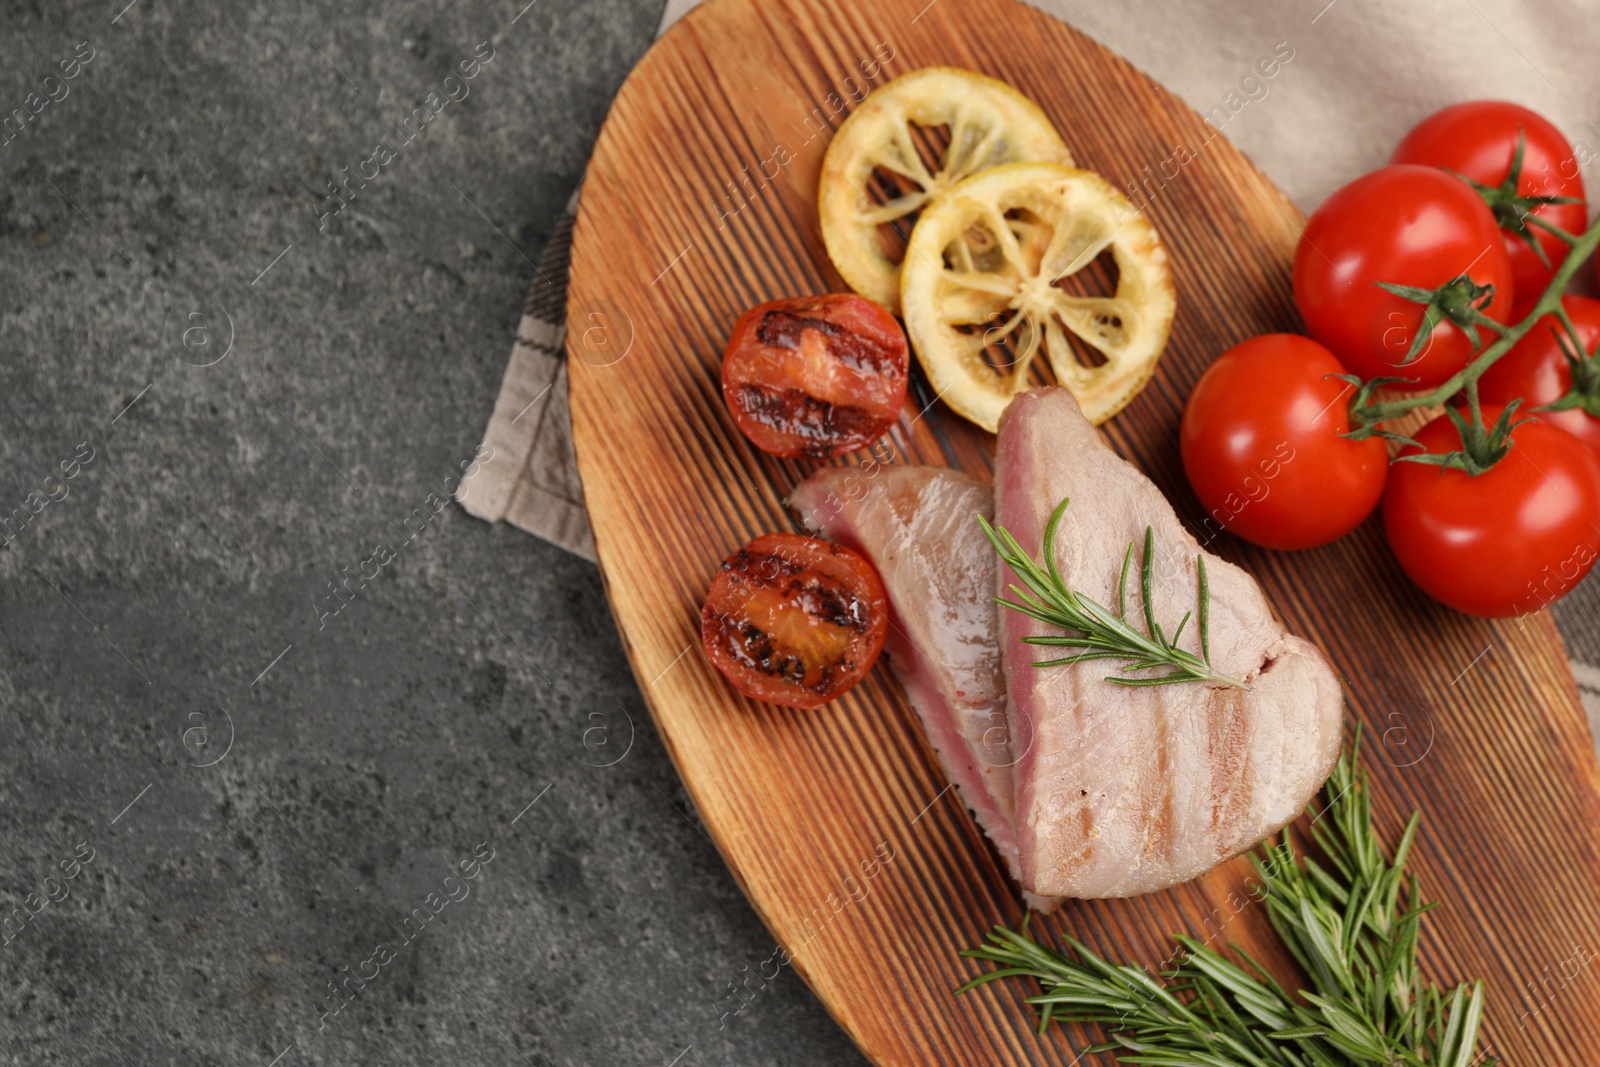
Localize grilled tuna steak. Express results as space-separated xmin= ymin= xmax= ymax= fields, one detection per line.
xmin=995 ymin=387 xmax=1343 ymax=899
xmin=791 ymin=465 xmax=1059 ymax=908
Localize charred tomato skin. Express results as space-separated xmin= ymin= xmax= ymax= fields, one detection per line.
xmin=721 ymin=293 xmax=909 ymax=459
xmin=1292 ymin=165 xmax=1515 ymax=389
xmin=1383 ymin=406 xmax=1600 ymax=618
xmin=1478 ymin=295 xmax=1600 ymax=461
xmin=1181 ymin=334 xmax=1388 ymax=550
xmin=700 ymin=532 xmax=888 ymax=708
xmin=1391 ymin=100 xmax=1587 ymax=298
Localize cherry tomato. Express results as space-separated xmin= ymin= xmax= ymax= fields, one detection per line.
xmin=1293 ymin=165 xmax=1514 ymax=389
xmin=1479 ymin=295 xmax=1600 ymax=460
xmin=1181 ymin=334 xmax=1388 ymax=550
xmin=701 ymin=533 xmax=887 ymax=708
xmin=721 ymin=294 xmax=908 ymax=459
xmin=1383 ymin=406 xmax=1600 ymax=617
xmin=1392 ymin=101 xmax=1587 ymax=299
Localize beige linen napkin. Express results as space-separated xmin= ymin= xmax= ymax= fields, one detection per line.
xmin=456 ymin=196 xmax=596 ymax=559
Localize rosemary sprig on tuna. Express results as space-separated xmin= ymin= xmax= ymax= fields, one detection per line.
xmin=958 ymin=735 xmax=1494 ymax=1067
xmin=978 ymin=496 xmax=1249 ymax=690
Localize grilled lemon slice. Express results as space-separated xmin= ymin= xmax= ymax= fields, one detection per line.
xmin=819 ymin=67 xmax=1072 ymax=314
xmin=899 ymin=162 xmax=1174 ymax=432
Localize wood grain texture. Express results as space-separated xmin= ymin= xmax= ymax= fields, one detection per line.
xmin=566 ymin=0 xmax=1600 ymax=1061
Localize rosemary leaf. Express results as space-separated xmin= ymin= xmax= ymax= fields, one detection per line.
xmin=979 ymin=497 xmax=1249 ymax=690
xmin=960 ymin=734 xmax=1496 ymax=1067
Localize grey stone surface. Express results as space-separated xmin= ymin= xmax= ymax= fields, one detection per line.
xmin=0 ymin=1 xmax=867 ymax=1063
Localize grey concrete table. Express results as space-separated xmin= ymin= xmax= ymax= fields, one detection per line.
xmin=0 ymin=1 xmax=866 ymax=1063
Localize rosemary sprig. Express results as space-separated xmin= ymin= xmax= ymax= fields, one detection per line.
xmin=978 ymin=497 xmax=1249 ymax=690
xmin=958 ymin=734 xmax=1495 ymax=1067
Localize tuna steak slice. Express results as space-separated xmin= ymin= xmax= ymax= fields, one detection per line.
xmin=790 ymin=465 xmax=1060 ymax=911
xmin=996 ymin=387 xmax=1343 ymax=899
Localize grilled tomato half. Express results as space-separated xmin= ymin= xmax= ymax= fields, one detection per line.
xmin=721 ymin=293 xmax=908 ymax=459
xmin=700 ymin=533 xmax=887 ymax=708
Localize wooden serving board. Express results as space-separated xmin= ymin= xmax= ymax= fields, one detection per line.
xmin=566 ymin=0 xmax=1600 ymax=1061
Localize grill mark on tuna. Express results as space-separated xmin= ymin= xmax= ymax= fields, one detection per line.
xmin=1151 ymin=712 xmax=1173 ymax=863
xmin=1076 ymin=792 xmax=1095 ymax=870
xmin=1206 ymin=643 xmax=1291 ymax=842
xmin=1208 ymin=686 xmax=1250 ymax=841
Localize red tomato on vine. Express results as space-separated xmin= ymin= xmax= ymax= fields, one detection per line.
xmin=1392 ymin=100 xmax=1587 ymax=298
xmin=1181 ymin=334 xmax=1388 ymax=550
xmin=1479 ymin=295 xmax=1600 ymax=461
xmin=1383 ymin=405 xmax=1600 ymax=617
xmin=1293 ymin=165 xmax=1514 ymax=389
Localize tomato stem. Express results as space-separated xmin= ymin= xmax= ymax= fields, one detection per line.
xmin=1526 ymin=212 xmax=1582 ymax=246
xmin=1538 ymin=313 xmax=1600 ymax=418
xmin=1456 ymin=129 xmax=1583 ymax=266
xmin=1349 ymin=216 xmax=1600 ymax=426
xmin=1554 ymin=301 xmax=1587 ymax=354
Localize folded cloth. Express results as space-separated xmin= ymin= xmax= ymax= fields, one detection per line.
xmin=456 ymin=195 xmax=594 ymax=560
xmin=457 ymin=0 xmax=1600 ymax=739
